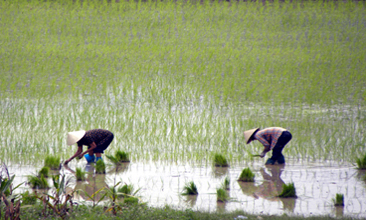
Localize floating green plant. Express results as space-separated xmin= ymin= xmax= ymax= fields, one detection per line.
xmin=238 ymin=168 xmax=255 ymax=182
xmin=75 ymin=167 xmax=86 ymax=181
xmin=333 ymin=193 xmax=344 ymax=206
xmin=181 ymin=181 xmax=198 ymax=195
xmin=356 ymin=153 xmax=366 ymax=169
xmin=28 ymin=174 xmax=49 ymax=189
xmin=44 ymin=156 xmax=60 ymax=170
xmin=95 ymin=159 xmax=106 ymax=174
xmin=38 ymin=167 xmax=50 ymax=178
xmin=214 ymin=154 xmax=229 ymax=167
xmin=106 ymin=150 xmax=130 ymax=164
xmin=278 ymin=183 xmax=297 ymax=198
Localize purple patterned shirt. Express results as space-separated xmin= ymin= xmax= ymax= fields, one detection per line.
xmin=254 ymin=127 xmax=287 ymax=151
xmin=77 ymin=129 xmax=113 ymax=147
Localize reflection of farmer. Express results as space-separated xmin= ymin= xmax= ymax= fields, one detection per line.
xmin=244 ymin=127 xmax=292 ymax=165
xmin=238 ymin=165 xmax=295 ymax=212
xmin=65 ymin=129 xmax=114 ymax=164
xmin=259 ymin=165 xmax=295 ymax=212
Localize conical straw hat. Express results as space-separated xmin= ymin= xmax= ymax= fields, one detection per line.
xmin=67 ymin=130 xmax=86 ymax=145
xmin=244 ymin=128 xmax=259 ymax=144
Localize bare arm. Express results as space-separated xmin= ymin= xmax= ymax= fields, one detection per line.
xmin=64 ymin=146 xmax=83 ymax=165
xmin=78 ymin=142 xmax=97 ymax=159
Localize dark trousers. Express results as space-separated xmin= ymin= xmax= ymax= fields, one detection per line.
xmin=267 ymin=131 xmax=292 ymax=164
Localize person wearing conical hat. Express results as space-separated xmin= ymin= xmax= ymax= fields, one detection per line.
xmin=244 ymin=127 xmax=292 ymax=165
xmin=65 ymin=129 xmax=114 ymax=165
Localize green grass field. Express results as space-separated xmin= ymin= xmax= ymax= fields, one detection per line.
xmin=0 ymin=0 xmax=365 ymax=165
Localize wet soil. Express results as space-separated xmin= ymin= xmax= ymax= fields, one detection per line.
xmin=6 ymin=159 xmax=366 ymax=219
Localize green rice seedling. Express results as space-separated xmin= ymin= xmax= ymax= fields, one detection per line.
xmin=117 ymin=183 xmax=141 ymax=198
xmin=28 ymin=174 xmax=49 ymax=189
xmin=106 ymin=150 xmax=130 ymax=165
xmin=238 ymin=168 xmax=255 ymax=182
xmin=117 ymin=184 xmax=133 ymax=198
xmin=181 ymin=181 xmax=198 ymax=195
xmin=44 ymin=156 xmax=60 ymax=170
xmin=95 ymin=159 xmax=106 ymax=174
xmin=38 ymin=167 xmax=50 ymax=178
xmin=216 ymin=187 xmax=229 ymax=203
xmin=333 ymin=193 xmax=344 ymax=206
xmin=75 ymin=167 xmax=86 ymax=181
xmin=21 ymin=191 xmax=37 ymax=205
xmin=124 ymin=197 xmax=139 ymax=205
xmin=356 ymin=153 xmax=366 ymax=169
xmin=221 ymin=176 xmax=230 ymax=190
xmin=214 ymin=154 xmax=229 ymax=167
xmin=278 ymin=183 xmax=297 ymax=198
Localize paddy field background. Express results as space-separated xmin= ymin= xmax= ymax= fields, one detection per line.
xmin=1 ymin=0 xmax=366 ymax=218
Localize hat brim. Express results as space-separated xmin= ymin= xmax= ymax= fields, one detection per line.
xmin=245 ymin=128 xmax=260 ymax=144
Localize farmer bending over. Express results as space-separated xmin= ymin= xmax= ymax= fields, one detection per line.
xmin=244 ymin=127 xmax=292 ymax=165
xmin=65 ymin=129 xmax=114 ymax=165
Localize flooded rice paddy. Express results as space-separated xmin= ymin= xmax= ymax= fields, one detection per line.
xmin=7 ymin=159 xmax=366 ymax=219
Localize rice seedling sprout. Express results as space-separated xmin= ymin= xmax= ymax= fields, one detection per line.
xmin=214 ymin=154 xmax=229 ymax=167
xmin=38 ymin=167 xmax=50 ymax=178
xmin=333 ymin=193 xmax=344 ymax=206
xmin=28 ymin=174 xmax=49 ymax=189
xmin=75 ymin=167 xmax=86 ymax=181
xmin=181 ymin=181 xmax=198 ymax=195
xmin=44 ymin=156 xmax=60 ymax=170
xmin=356 ymin=153 xmax=366 ymax=170
xmin=221 ymin=176 xmax=230 ymax=190
xmin=238 ymin=168 xmax=255 ymax=182
xmin=95 ymin=159 xmax=106 ymax=174
xmin=216 ymin=187 xmax=229 ymax=203
xmin=278 ymin=183 xmax=297 ymax=198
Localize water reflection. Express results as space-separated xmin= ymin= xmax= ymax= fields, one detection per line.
xmin=216 ymin=200 xmax=227 ymax=213
xmin=335 ymin=206 xmax=344 ymax=218
xmin=108 ymin=163 xmax=130 ymax=175
xmin=64 ymin=164 xmax=107 ymax=202
xmin=213 ymin=166 xmax=229 ymax=178
xmin=238 ymin=164 xmax=296 ymax=212
xmin=183 ymin=194 xmax=198 ymax=207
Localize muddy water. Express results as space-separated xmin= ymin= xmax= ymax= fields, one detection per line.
xmin=6 ymin=159 xmax=366 ymax=219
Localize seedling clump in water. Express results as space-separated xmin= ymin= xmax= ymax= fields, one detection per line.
xmin=216 ymin=187 xmax=229 ymax=202
xmin=214 ymin=154 xmax=229 ymax=167
xmin=333 ymin=193 xmax=344 ymax=206
xmin=181 ymin=181 xmax=198 ymax=195
xmin=38 ymin=167 xmax=50 ymax=178
xmin=44 ymin=156 xmax=60 ymax=170
xmin=95 ymin=159 xmax=106 ymax=174
xmin=222 ymin=176 xmax=230 ymax=190
xmin=278 ymin=183 xmax=297 ymax=198
xmin=238 ymin=168 xmax=255 ymax=182
xmin=106 ymin=150 xmax=130 ymax=164
xmin=28 ymin=174 xmax=49 ymax=189
xmin=75 ymin=167 xmax=86 ymax=181
xmin=356 ymin=153 xmax=366 ymax=170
